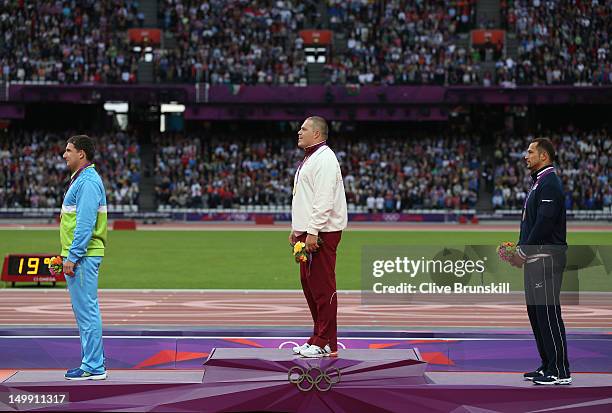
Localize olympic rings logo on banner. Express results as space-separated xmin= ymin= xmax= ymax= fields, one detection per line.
xmin=382 ymin=213 xmax=400 ymax=222
xmin=288 ymin=366 xmax=341 ymax=392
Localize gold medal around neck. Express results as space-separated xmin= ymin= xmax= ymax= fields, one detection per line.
xmin=292 ymin=143 xmax=327 ymax=198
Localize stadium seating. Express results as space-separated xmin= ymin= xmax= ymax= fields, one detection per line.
xmin=156 ymin=0 xmax=478 ymax=85
xmin=492 ymin=130 xmax=611 ymax=210
xmin=0 ymin=1 xmax=141 ymax=83
xmin=0 ymin=130 xmax=140 ymax=208
xmin=2 ymin=1 xmax=609 ymax=86
xmin=155 ymin=0 xmax=313 ymax=84
xmin=499 ymin=0 xmax=612 ymax=85
xmin=325 ymin=0 xmax=478 ymax=85
xmin=1 ymin=127 xmax=608 ymax=212
xmin=153 ymin=132 xmax=481 ymax=210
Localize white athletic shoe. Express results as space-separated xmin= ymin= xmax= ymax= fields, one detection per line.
xmin=292 ymin=343 xmax=310 ymax=355
xmin=299 ymin=344 xmax=333 ymax=358
xmin=533 ymin=375 xmax=573 ymax=385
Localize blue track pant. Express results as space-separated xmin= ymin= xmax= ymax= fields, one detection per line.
xmin=65 ymin=256 xmax=105 ymax=374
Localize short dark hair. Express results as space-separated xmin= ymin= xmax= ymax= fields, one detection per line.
xmin=307 ymin=116 xmax=328 ymax=139
xmin=531 ymin=137 xmax=556 ymax=163
xmin=67 ymin=135 xmax=95 ymax=161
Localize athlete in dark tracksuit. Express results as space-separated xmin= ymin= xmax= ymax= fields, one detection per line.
xmin=516 ymin=158 xmax=571 ymax=385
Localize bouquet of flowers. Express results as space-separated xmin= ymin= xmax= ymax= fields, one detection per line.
xmin=496 ymin=242 xmax=517 ymax=263
xmin=292 ymin=238 xmax=323 ymax=264
xmin=48 ymin=256 xmax=64 ymax=276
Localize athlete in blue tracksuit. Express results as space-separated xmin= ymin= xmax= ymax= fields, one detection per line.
xmin=60 ymin=135 xmax=108 ymax=381
xmin=511 ymin=138 xmax=571 ymax=385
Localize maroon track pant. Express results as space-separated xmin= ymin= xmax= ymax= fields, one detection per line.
xmin=297 ymin=231 xmax=342 ymax=352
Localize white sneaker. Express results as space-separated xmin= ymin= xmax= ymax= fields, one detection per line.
xmin=292 ymin=343 xmax=310 ymax=354
xmin=533 ymin=375 xmax=573 ymax=385
xmin=299 ymin=344 xmax=333 ymax=358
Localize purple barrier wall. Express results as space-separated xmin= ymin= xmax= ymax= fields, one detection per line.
xmin=204 ymin=85 xmax=612 ymax=105
xmin=1 ymin=210 xmax=608 ymax=221
xmin=180 ymin=212 xmax=467 ymax=222
xmin=8 ymin=84 xmax=612 ymax=106
xmin=205 ymin=85 xmax=447 ymax=104
xmin=0 ymin=210 xmax=607 ymax=221
xmin=183 ymin=106 xmax=448 ymax=121
xmin=444 ymin=85 xmax=612 ymax=105
xmin=0 ymin=104 xmax=24 ymax=119
xmin=8 ymin=84 xmax=195 ymax=103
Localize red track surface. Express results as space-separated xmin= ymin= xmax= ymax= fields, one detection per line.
xmin=1 ymin=290 xmax=611 ymax=330
xmin=2 ymin=224 xmax=608 ymax=330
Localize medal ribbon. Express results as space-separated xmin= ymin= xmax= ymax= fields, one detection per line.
xmin=522 ymin=166 xmax=555 ymax=220
xmin=64 ymin=163 xmax=93 ymax=198
xmin=293 ymin=142 xmax=327 ymax=196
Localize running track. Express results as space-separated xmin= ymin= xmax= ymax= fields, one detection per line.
xmin=1 ymin=223 xmax=610 ymax=331
xmin=1 ymin=290 xmax=611 ymax=330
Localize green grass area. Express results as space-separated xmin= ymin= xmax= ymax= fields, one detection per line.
xmin=1 ymin=230 xmax=611 ymax=290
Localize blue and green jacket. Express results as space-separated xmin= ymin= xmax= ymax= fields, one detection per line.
xmin=60 ymin=165 xmax=107 ymax=262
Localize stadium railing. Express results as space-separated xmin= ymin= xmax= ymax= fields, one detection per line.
xmin=1 ymin=207 xmax=609 ymax=222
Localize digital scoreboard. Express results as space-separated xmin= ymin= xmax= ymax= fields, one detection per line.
xmin=1 ymin=254 xmax=66 ymax=285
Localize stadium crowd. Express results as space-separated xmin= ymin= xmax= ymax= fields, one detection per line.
xmin=325 ymin=0 xmax=479 ymax=85
xmin=0 ymin=130 xmax=140 ymax=208
xmin=154 ymin=0 xmax=315 ymax=84
xmin=2 ymin=0 xmax=610 ymax=86
xmin=154 ymin=0 xmax=480 ymax=85
xmin=492 ymin=128 xmax=611 ymax=210
xmin=153 ymin=132 xmax=481 ymax=210
xmin=0 ymin=0 xmax=142 ymax=84
xmin=1 ymin=127 xmax=608 ymax=212
xmin=498 ymin=0 xmax=612 ymax=85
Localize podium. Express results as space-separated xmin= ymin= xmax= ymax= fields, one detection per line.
xmin=2 ymin=348 xmax=611 ymax=412
xmin=200 ymin=348 xmax=427 ymax=412
xmin=203 ymin=348 xmax=427 ymax=387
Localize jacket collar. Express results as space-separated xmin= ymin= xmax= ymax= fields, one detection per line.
xmin=303 ymin=140 xmax=327 ymax=156
xmin=530 ymin=164 xmax=554 ymax=181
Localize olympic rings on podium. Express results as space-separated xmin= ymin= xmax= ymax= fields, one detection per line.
xmin=288 ymin=366 xmax=342 ymax=392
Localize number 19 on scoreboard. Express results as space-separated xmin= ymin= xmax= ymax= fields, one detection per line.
xmin=1 ymin=254 xmax=66 ymax=286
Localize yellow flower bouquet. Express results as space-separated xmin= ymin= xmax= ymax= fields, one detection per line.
xmin=293 ymin=242 xmax=309 ymax=263
xmin=48 ymin=255 xmax=64 ymax=276
xmin=291 ymin=238 xmax=323 ymax=264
